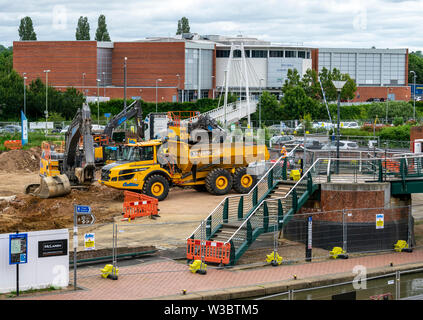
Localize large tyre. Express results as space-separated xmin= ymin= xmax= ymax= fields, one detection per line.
xmin=205 ymin=168 xmax=233 ymax=195
xmin=233 ymin=167 xmax=257 ymax=194
xmin=142 ymin=174 xmax=169 ymax=201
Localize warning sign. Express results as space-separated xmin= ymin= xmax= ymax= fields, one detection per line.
xmin=376 ymin=214 xmax=384 ymax=229
xmin=84 ymin=233 xmax=95 ymax=251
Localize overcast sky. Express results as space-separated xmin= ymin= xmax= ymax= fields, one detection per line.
xmin=1 ymin=0 xmax=422 ymax=51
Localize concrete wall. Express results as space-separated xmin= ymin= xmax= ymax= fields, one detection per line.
xmin=0 ymin=229 xmax=69 ymax=294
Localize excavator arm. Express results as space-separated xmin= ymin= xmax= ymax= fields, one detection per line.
xmin=62 ymin=103 xmax=96 ymax=184
xmin=103 ymin=100 xmax=144 ymax=140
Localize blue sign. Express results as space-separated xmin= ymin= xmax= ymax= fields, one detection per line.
xmin=410 ymin=84 xmax=423 ymax=96
xmin=75 ymin=205 xmax=91 ymax=214
xmin=9 ymin=233 xmax=28 ymax=265
xmin=21 ymin=111 xmax=28 ymax=146
xmin=117 ymin=117 xmax=127 ymax=125
xmin=104 ymin=113 xmax=111 ymax=118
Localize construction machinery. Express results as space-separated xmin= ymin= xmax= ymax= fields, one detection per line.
xmin=99 ymin=116 xmax=269 ymax=201
xmin=94 ymin=100 xmax=144 ymax=165
xmin=25 ymin=103 xmax=96 ymax=198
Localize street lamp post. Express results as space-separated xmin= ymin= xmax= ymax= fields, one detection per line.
xmin=156 ymin=78 xmax=162 ymax=112
xmin=23 ymin=73 xmax=27 ymax=115
xmin=102 ymin=71 xmax=106 ymax=97
xmin=44 ymin=70 xmax=50 ymax=135
xmin=123 ymin=57 xmax=127 ymax=130
xmin=212 ymin=75 xmax=215 ymax=99
xmin=97 ymin=79 xmax=101 ymax=125
xmin=82 ymin=72 xmax=86 ymax=97
xmin=411 ymin=71 xmax=417 ymax=120
xmin=259 ymin=78 xmax=264 ymax=128
xmin=176 ymin=74 xmax=180 ymax=102
xmin=332 ymin=80 xmax=347 ymax=174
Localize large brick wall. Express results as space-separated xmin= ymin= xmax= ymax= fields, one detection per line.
xmin=353 ymin=86 xmax=411 ymax=102
xmin=13 ymin=41 xmax=98 ymax=87
xmin=111 ymin=42 xmax=185 ymax=89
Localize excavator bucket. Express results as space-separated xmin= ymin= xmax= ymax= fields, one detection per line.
xmin=25 ymin=174 xmax=71 ymax=198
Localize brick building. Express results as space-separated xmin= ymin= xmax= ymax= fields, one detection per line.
xmin=13 ymin=35 xmax=411 ymax=104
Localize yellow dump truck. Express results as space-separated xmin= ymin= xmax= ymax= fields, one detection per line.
xmin=99 ymin=138 xmax=269 ymax=201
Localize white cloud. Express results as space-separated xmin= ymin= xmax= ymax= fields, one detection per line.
xmin=0 ymin=0 xmax=422 ymax=51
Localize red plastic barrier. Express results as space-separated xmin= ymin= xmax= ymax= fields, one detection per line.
xmin=122 ymin=191 xmax=159 ymax=220
xmin=4 ymin=140 xmax=22 ymax=150
xmin=186 ymin=238 xmax=231 ymax=265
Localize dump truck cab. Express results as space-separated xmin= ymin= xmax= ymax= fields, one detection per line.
xmin=99 ymin=140 xmax=171 ymax=200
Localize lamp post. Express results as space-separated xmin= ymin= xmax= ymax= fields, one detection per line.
xmin=259 ymin=78 xmax=264 ymax=128
xmin=82 ymin=72 xmax=86 ymax=97
xmin=43 ymin=70 xmax=50 ymax=135
xmin=156 ymin=78 xmax=162 ymax=112
xmin=23 ymin=73 xmax=27 ymax=115
xmin=97 ymin=79 xmax=101 ymax=125
xmin=411 ymin=70 xmax=417 ymax=120
xmin=332 ymin=80 xmax=347 ymax=173
xmin=176 ymin=74 xmax=180 ymax=102
xmin=123 ymin=57 xmax=127 ymax=130
xmin=212 ymin=75 xmax=215 ymax=99
xmin=102 ymin=71 xmax=106 ymax=97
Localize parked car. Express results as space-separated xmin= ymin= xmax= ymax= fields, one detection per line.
xmin=60 ymin=125 xmax=69 ymax=134
xmin=342 ymin=122 xmax=360 ymax=129
xmin=3 ymin=125 xmax=21 ymax=133
xmin=268 ymin=123 xmax=292 ymax=134
xmin=92 ymin=124 xmax=106 ymax=132
xmin=269 ymin=135 xmax=295 ymax=148
xmin=304 ymin=139 xmax=323 ymax=150
xmin=322 ymin=140 xmax=359 ymax=150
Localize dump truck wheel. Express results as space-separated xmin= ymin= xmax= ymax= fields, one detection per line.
xmin=143 ymin=175 xmax=169 ymax=201
xmin=233 ymin=167 xmax=257 ymax=194
xmin=205 ymin=168 xmax=233 ymax=195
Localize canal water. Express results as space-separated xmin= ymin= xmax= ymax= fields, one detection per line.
xmin=257 ymin=271 xmax=423 ymax=300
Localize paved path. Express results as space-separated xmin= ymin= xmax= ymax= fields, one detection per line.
xmin=20 ymin=249 xmax=423 ymax=300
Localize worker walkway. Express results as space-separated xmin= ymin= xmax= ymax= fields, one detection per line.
xmin=186 ymin=100 xmax=257 ymax=126
xmin=187 ymin=150 xmax=423 ymax=266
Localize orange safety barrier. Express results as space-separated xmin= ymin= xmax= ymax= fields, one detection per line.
xmin=4 ymin=140 xmax=22 ymax=150
xmin=383 ymin=159 xmax=400 ymax=173
xmin=167 ymin=111 xmax=201 ymax=126
xmin=186 ymin=238 xmax=231 ymax=265
xmin=122 ymin=191 xmax=159 ymax=220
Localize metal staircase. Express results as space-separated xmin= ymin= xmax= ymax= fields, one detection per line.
xmin=187 ymin=150 xmax=423 ymax=266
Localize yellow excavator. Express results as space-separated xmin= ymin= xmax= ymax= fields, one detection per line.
xmin=99 ymin=115 xmax=269 ymax=201
xmin=25 ymin=103 xmax=96 ymax=198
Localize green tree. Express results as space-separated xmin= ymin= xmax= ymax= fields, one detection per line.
xmin=280 ymin=86 xmax=320 ymax=120
xmin=76 ymin=16 xmax=90 ymax=40
xmin=318 ymin=67 xmax=356 ymax=101
xmin=176 ymin=17 xmax=190 ymax=34
xmin=18 ymin=16 xmax=37 ymax=40
xmin=95 ymin=15 xmax=111 ymax=41
xmin=409 ymin=52 xmax=423 ymax=84
xmin=254 ymin=91 xmax=283 ymax=123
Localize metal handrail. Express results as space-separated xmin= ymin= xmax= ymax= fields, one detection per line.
xmin=224 ymin=152 xmax=423 ymax=244
xmin=186 ymin=144 xmax=301 ymax=240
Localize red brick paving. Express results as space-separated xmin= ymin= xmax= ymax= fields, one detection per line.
xmin=22 ymin=250 xmax=423 ymax=300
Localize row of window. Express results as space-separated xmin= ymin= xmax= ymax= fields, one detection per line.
xmin=216 ymin=50 xmax=311 ymax=59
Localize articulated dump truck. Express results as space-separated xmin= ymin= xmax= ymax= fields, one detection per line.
xmin=99 ymin=136 xmax=270 ymax=201
xmin=25 ymin=104 xmax=96 ymax=198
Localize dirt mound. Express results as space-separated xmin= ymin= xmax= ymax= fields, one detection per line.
xmin=0 ymin=182 xmax=124 ymax=233
xmin=0 ymin=147 xmax=41 ymax=173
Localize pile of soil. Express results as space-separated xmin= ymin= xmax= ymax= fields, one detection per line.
xmin=0 ymin=147 xmax=41 ymax=173
xmin=0 ymin=183 xmax=124 ymax=233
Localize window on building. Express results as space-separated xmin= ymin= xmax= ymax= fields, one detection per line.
xmin=298 ymin=51 xmax=306 ymax=59
xmin=233 ymin=50 xmax=242 ymax=58
xmin=216 ymin=50 xmax=230 ymax=58
xmin=251 ymin=50 xmax=268 ymax=58
xmin=269 ymin=51 xmax=284 ymax=58
xmin=285 ymin=51 xmax=296 ymax=58
xmin=307 ymin=51 xmax=311 ymax=59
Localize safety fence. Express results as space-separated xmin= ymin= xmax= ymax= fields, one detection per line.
xmin=255 ymin=267 xmax=423 ymax=300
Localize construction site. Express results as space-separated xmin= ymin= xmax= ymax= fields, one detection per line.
xmin=1 ymin=38 xmax=423 ymax=304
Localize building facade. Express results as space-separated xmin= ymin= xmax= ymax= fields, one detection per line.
xmin=13 ymin=35 xmax=411 ymax=104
